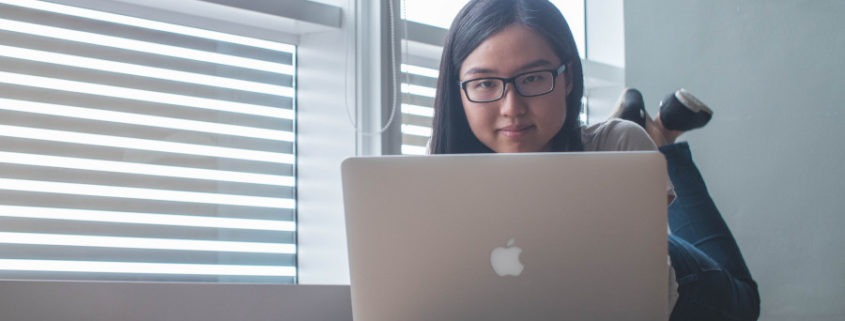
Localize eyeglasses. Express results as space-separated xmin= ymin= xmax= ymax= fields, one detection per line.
xmin=459 ymin=64 xmax=567 ymax=103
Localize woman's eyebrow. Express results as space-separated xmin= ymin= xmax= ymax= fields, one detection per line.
xmin=463 ymin=66 xmax=496 ymax=76
xmin=516 ymin=59 xmax=554 ymax=72
xmin=463 ymin=59 xmax=555 ymax=77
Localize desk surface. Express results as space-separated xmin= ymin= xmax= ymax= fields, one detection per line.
xmin=0 ymin=280 xmax=352 ymax=321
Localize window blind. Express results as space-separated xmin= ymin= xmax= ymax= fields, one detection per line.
xmin=400 ymin=61 xmax=437 ymax=155
xmin=399 ymin=21 xmax=442 ymax=155
xmin=0 ymin=0 xmax=297 ymax=283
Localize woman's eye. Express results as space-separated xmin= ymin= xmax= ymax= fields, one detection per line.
xmin=474 ymin=80 xmax=497 ymax=89
xmin=522 ymin=74 xmax=544 ymax=83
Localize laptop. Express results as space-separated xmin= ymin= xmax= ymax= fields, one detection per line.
xmin=341 ymin=151 xmax=668 ymax=321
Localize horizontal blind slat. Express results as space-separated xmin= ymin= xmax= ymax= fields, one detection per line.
xmin=0 ymin=109 xmax=294 ymax=155
xmin=0 ymin=247 xmax=295 ymax=268
xmin=0 ymin=165 xmax=294 ymax=201
xmin=0 ymin=232 xmax=296 ymax=254
xmin=0 ymin=260 xmax=296 ymax=277
xmin=0 ymin=71 xmax=295 ymax=119
xmin=0 ymin=125 xmax=295 ymax=164
xmin=0 ymin=191 xmax=295 ymax=222
xmin=0 ymin=151 xmax=294 ymax=187
xmin=0 ymin=138 xmax=294 ymax=178
xmin=0 ymin=57 xmax=294 ymax=107
xmin=0 ymin=206 xmax=295 ymax=232
xmin=0 ymin=46 xmax=294 ymax=97
xmin=0 ymin=218 xmax=295 ymax=247
xmin=0 ymin=178 xmax=296 ymax=209
xmin=0 ymin=99 xmax=295 ymax=142
xmin=0 ymin=84 xmax=293 ymax=131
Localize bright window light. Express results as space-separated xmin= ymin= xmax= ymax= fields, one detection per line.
xmin=0 ymin=205 xmax=295 ymax=231
xmin=0 ymin=125 xmax=295 ymax=165
xmin=402 ymin=103 xmax=435 ymax=117
xmin=0 ymin=232 xmax=295 ymax=254
xmin=401 ymin=144 xmax=428 ymax=155
xmin=0 ymin=0 xmax=296 ymax=53
xmin=0 ymin=178 xmax=296 ymax=209
xmin=401 ymin=64 xmax=439 ymax=78
xmin=0 ymin=151 xmax=294 ymax=187
xmin=0 ymin=18 xmax=293 ymax=74
xmin=0 ymin=98 xmax=294 ymax=142
xmin=401 ymin=124 xmax=433 ymax=137
xmin=0 ymin=259 xmax=296 ymax=277
xmin=401 ymin=83 xmax=436 ymax=98
xmin=0 ymin=72 xmax=294 ymax=120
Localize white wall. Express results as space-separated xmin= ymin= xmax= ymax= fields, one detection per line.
xmin=624 ymin=1 xmax=845 ymax=320
xmin=586 ymin=0 xmax=624 ymax=67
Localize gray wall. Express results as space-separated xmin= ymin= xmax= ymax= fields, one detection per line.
xmin=624 ymin=1 xmax=844 ymax=320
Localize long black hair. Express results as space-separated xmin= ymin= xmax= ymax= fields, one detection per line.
xmin=429 ymin=0 xmax=584 ymax=154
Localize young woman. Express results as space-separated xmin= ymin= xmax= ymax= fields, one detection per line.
xmin=428 ymin=0 xmax=760 ymax=320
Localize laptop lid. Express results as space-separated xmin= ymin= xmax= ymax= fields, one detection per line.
xmin=342 ymin=151 xmax=668 ymax=321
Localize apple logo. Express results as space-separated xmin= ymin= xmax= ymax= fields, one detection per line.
xmin=490 ymin=238 xmax=524 ymax=276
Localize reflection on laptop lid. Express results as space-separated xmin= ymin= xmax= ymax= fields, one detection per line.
xmin=342 ymin=152 xmax=667 ymax=321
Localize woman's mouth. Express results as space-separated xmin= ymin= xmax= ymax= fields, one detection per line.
xmin=498 ymin=125 xmax=535 ymax=137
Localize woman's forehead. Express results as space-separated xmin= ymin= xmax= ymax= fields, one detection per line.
xmin=462 ymin=59 xmax=557 ymax=78
xmin=459 ymin=24 xmax=559 ymax=76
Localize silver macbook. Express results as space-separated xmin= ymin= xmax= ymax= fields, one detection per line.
xmin=341 ymin=151 xmax=668 ymax=321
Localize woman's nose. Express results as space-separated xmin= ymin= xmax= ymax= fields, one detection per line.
xmin=499 ymin=85 xmax=528 ymax=117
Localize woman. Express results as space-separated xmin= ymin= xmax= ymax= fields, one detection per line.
xmin=428 ymin=0 xmax=760 ymax=320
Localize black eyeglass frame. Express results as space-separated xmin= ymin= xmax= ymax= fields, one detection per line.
xmin=458 ymin=63 xmax=568 ymax=103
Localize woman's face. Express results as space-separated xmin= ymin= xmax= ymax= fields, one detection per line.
xmin=459 ymin=24 xmax=571 ymax=153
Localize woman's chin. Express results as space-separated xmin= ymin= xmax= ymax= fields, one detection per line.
xmin=493 ymin=144 xmax=544 ymax=154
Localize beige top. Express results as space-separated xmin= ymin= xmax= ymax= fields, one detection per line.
xmin=581 ymin=118 xmax=656 ymax=151
xmin=582 ymin=119 xmax=679 ymax=316
xmin=581 ymin=119 xmax=676 ymax=199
